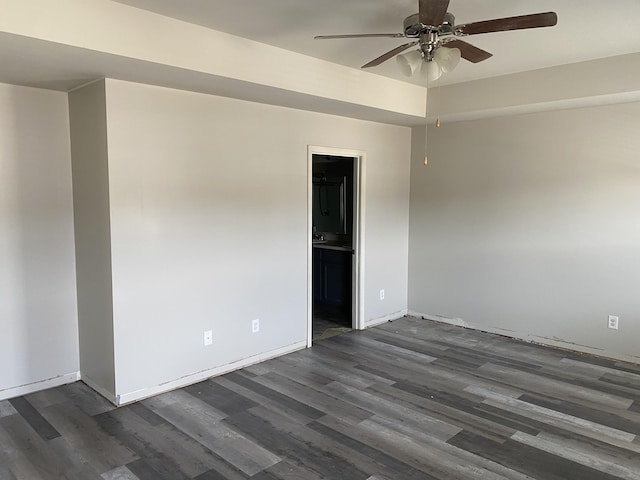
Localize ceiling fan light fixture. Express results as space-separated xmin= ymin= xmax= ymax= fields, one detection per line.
xmin=434 ymin=46 xmax=461 ymax=73
xmin=396 ymin=50 xmax=423 ymax=76
xmin=422 ymin=60 xmax=442 ymax=81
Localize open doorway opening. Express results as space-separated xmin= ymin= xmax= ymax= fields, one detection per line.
xmin=311 ymin=154 xmax=356 ymax=342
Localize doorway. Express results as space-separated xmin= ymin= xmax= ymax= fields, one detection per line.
xmin=307 ymin=147 xmax=364 ymax=346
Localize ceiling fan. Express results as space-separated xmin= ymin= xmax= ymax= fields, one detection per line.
xmin=315 ymin=0 xmax=557 ymax=80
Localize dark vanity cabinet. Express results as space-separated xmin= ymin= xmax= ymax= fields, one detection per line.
xmin=313 ymin=247 xmax=352 ymax=310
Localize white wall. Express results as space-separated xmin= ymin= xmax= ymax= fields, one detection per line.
xmin=68 ymin=80 xmax=116 ymax=398
xmin=102 ymin=79 xmax=410 ymax=401
xmin=0 ymin=83 xmax=79 ymax=400
xmin=409 ymin=102 xmax=640 ymax=363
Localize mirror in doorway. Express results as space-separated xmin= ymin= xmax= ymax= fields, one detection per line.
xmin=312 ymin=175 xmax=347 ymax=234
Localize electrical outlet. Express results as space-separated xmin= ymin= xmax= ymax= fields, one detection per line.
xmin=203 ymin=330 xmax=213 ymax=346
xmin=607 ymin=315 xmax=619 ymax=330
xmin=252 ymin=318 xmax=260 ymax=333
xmin=380 ymin=289 xmax=385 ymax=300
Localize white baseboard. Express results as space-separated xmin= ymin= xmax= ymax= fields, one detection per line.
xmin=114 ymin=340 xmax=308 ymax=406
xmin=364 ymin=309 xmax=408 ymax=329
xmin=408 ymin=311 xmax=639 ymax=365
xmin=0 ymin=371 xmax=80 ymax=401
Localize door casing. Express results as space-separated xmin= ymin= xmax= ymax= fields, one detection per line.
xmin=307 ymin=146 xmax=366 ymax=347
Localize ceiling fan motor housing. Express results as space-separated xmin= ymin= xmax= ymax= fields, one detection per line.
xmin=404 ymin=12 xmax=457 ymax=61
xmin=403 ymin=12 xmax=455 ymax=37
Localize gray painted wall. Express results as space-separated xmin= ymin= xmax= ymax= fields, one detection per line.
xmin=408 ymin=102 xmax=640 ymax=363
xmin=69 ymin=80 xmax=116 ymax=397
xmin=0 ymin=83 xmax=79 ymax=399
xmin=103 ymin=79 xmax=410 ymax=399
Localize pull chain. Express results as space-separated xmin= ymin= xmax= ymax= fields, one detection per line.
xmin=423 ymin=74 xmax=429 ymax=166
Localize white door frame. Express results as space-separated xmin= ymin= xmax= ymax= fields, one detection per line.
xmin=307 ymin=145 xmax=366 ymax=347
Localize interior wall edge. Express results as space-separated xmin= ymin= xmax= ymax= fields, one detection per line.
xmin=68 ymin=79 xmax=117 ymax=395
xmin=80 ymin=374 xmax=118 ymax=405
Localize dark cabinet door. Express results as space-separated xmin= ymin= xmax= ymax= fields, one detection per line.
xmin=321 ymin=249 xmax=351 ymax=309
xmin=312 ymin=249 xmax=323 ymax=301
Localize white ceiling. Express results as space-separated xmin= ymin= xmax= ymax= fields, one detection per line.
xmin=114 ymin=0 xmax=640 ymax=86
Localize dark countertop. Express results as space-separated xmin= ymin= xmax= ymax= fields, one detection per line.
xmin=312 ymin=241 xmax=353 ymax=253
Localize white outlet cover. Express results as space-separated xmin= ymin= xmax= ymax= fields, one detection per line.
xmin=380 ymin=289 xmax=385 ymax=300
xmin=252 ymin=319 xmax=260 ymax=333
xmin=608 ymin=315 xmax=619 ymax=330
xmin=204 ymin=330 xmax=213 ymax=346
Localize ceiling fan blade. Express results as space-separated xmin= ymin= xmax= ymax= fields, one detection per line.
xmin=419 ymin=0 xmax=450 ymax=26
xmin=315 ymin=33 xmax=404 ymax=39
xmin=444 ymin=40 xmax=493 ymax=63
xmin=362 ymin=41 xmax=418 ymax=68
xmin=457 ymin=12 xmax=557 ymax=36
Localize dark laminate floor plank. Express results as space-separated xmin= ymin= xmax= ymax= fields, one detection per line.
xmin=125 ymin=402 xmax=167 ymax=427
xmin=252 ymin=404 xmax=416 ymax=479
xmin=250 ymin=371 xmax=374 ymax=424
xmin=519 ymin=392 xmax=640 ymax=435
xmin=2 ymin=316 xmax=639 ymax=479
xmin=39 ymin=402 xmax=138 ymax=474
xmin=7 ymin=397 xmax=60 ymax=441
xmin=365 ymin=381 xmax=530 ymax=442
xmin=46 ymin=436 xmax=104 ymax=480
xmin=100 ymin=465 xmax=141 ymax=480
xmin=0 ymin=419 xmax=52 ymax=480
xmin=307 ymin=420 xmax=436 ymax=480
xmin=476 ymin=362 xmax=634 ymax=411
xmin=320 ymin=334 xmax=446 ymax=378
xmin=448 ymin=430 xmax=630 ymax=480
xmin=271 ymin=352 xmax=378 ymax=389
xmin=183 ymin=381 xmax=259 ymax=417
xmin=20 ymin=389 xmax=67 ymax=412
xmin=0 ymin=466 xmax=17 ymax=480
xmin=0 ymin=414 xmax=73 ymax=479
xmin=210 ymin=377 xmax=318 ymax=427
xmin=510 ymin=431 xmax=640 ymax=479
xmin=466 ymin=385 xmax=640 ymax=455
xmin=367 ymin=385 xmax=515 ymax=441
xmin=94 ymin=405 xmax=225 ymax=479
xmin=331 ymin=332 xmax=440 ymax=365
xmin=255 ymin=357 xmax=335 ymax=388
xmin=321 ymin=380 xmax=461 ymax=440
xmin=223 ymin=371 xmax=326 ymax=421
xmin=141 ymin=390 xmax=281 ymax=476
xmin=56 ymin=382 xmax=117 ymax=417
xmin=358 ymin=414 xmax=535 ymax=480
xmin=259 ymin=459 xmax=326 ymax=480
xmin=224 ymin=408 xmax=369 ymax=479
xmin=316 ymin=413 xmax=490 ymax=480
xmin=125 ymin=458 xmax=182 ymax=480
xmin=257 ymin=403 xmax=427 ymax=480
xmin=305 ymin=344 xmax=397 ymax=387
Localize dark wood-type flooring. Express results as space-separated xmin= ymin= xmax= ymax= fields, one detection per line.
xmin=2 ymin=316 xmax=640 ymax=479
